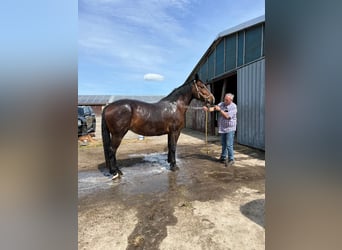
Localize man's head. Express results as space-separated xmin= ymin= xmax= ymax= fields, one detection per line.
xmin=224 ymin=93 xmax=234 ymax=105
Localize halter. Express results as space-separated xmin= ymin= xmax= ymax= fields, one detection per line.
xmin=193 ymin=80 xmax=215 ymax=103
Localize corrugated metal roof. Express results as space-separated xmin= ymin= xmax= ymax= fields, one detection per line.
xmin=78 ymin=95 xmax=111 ymax=105
xmin=217 ymin=15 xmax=265 ymax=39
xmin=78 ymin=95 xmax=165 ymax=105
xmin=109 ymin=95 xmax=164 ymax=103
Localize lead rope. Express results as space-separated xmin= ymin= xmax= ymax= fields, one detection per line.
xmin=205 ymin=109 xmax=209 ymax=154
xmin=185 ymin=103 xmax=211 ymax=154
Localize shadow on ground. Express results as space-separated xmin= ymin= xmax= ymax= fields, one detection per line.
xmin=240 ymin=199 xmax=265 ymax=228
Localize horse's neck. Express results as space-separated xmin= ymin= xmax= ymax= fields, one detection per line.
xmin=162 ymin=84 xmax=193 ymax=105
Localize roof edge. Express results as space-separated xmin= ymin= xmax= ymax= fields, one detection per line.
xmin=184 ymin=15 xmax=265 ymax=84
xmin=216 ymin=15 xmax=265 ymax=39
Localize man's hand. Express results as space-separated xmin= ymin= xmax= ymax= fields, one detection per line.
xmin=214 ymin=105 xmax=220 ymax=111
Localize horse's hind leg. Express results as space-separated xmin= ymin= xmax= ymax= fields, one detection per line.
xmin=109 ymin=133 xmax=126 ymax=178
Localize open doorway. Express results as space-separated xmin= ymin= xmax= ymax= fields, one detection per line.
xmin=209 ymin=72 xmax=237 ymax=135
xmin=213 ymin=73 xmax=237 ymax=104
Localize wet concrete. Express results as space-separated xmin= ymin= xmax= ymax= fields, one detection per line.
xmin=78 ymin=128 xmax=265 ymax=250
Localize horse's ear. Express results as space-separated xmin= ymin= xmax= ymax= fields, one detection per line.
xmin=194 ymin=73 xmax=199 ymax=82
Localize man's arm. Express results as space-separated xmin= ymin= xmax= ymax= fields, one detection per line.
xmin=203 ymin=106 xmax=215 ymax=112
xmin=214 ymin=105 xmax=229 ymax=119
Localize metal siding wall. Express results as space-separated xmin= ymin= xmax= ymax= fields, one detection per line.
xmin=185 ymin=99 xmax=207 ymax=132
xmin=237 ymin=59 xmax=265 ymax=149
xmin=185 ymin=108 xmax=193 ymax=128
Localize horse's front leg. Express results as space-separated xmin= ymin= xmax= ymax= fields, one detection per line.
xmin=168 ymin=131 xmax=180 ymax=171
xmin=167 ymin=133 xmax=172 ymax=163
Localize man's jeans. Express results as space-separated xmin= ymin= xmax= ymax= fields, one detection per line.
xmin=220 ymin=131 xmax=235 ymax=161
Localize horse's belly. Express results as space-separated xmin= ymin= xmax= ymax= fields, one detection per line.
xmin=130 ymin=110 xmax=181 ymax=136
xmin=131 ymin=125 xmax=168 ymax=136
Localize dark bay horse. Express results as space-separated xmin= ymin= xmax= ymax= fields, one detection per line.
xmin=102 ymin=75 xmax=215 ymax=179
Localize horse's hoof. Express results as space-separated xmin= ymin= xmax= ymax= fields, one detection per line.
xmin=112 ymin=173 xmax=119 ymax=180
xmin=170 ymin=166 xmax=179 ymax=171
xmin=118 ymin=169 xmax=123 ymax=176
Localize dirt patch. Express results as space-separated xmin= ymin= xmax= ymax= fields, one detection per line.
xmin=78 ymin=122 xmax=265 ymax=250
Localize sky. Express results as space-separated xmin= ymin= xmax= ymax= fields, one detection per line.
xmin=78 ymin=0 xmax=264 ymax=96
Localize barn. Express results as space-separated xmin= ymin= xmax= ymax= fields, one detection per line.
xmin=185 ymin=15 xmax=265 ymax=150
xmin=78 ymin=95 xmax=111 ymax=117
xmin=78 ymin=95 xmax=165 ymax=117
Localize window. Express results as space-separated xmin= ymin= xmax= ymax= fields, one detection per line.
xmin=225 ymin=34 xmax=236 ymax=71
xmin=200 ymin=60 xmax=208 ymax=81
xmin=245 ymin=25 xmax=262 ymax=63
xmin=215 ymin=40 xmax=224 ymax=76
xmin=262 ymin=24 xmax=265 ymax=56
xmin=237 ymin=31 xmax=244 ymax=66
xmin=78 ymin=107 xmax=84 ymax=116
xmin=208 ymin=51 xmax=215 ymax=80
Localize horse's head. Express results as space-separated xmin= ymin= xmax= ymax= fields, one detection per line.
xmin=191 ymin=74 xmax=215 ymax=105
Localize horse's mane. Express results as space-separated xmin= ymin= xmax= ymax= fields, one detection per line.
xmin=160 ymin=82 xmax=191 ymax=102
xmin=161 ymin=74 xmax=199 ymax=102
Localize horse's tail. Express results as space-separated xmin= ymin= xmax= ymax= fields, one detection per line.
xmin=101 ymin=107 xmax=111 ymax=170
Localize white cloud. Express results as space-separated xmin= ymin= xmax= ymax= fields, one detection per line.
xmin=144 ymin=73 xmax=165 ymax=81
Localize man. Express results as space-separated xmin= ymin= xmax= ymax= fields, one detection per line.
xmin=203 ymin=93 xmax=237 ymax=166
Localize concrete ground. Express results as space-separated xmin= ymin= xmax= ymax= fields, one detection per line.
xmin=78 ymin=117 xmax=265 ymax=250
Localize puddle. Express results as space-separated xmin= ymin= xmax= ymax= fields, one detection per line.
xmin=126 ymin=152 xmax=171 ymax=172
xmin=78 ymin=170 xmax=114 ymax=198
xmin=78 ymin=152 xmax=186 ymax=198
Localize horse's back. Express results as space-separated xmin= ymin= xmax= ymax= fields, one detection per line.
xmin=103 ymin=99 xmax=182 ymax=136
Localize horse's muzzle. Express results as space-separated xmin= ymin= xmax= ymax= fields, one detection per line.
xmin=207 ymin=95 xmax=215 ymax=105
